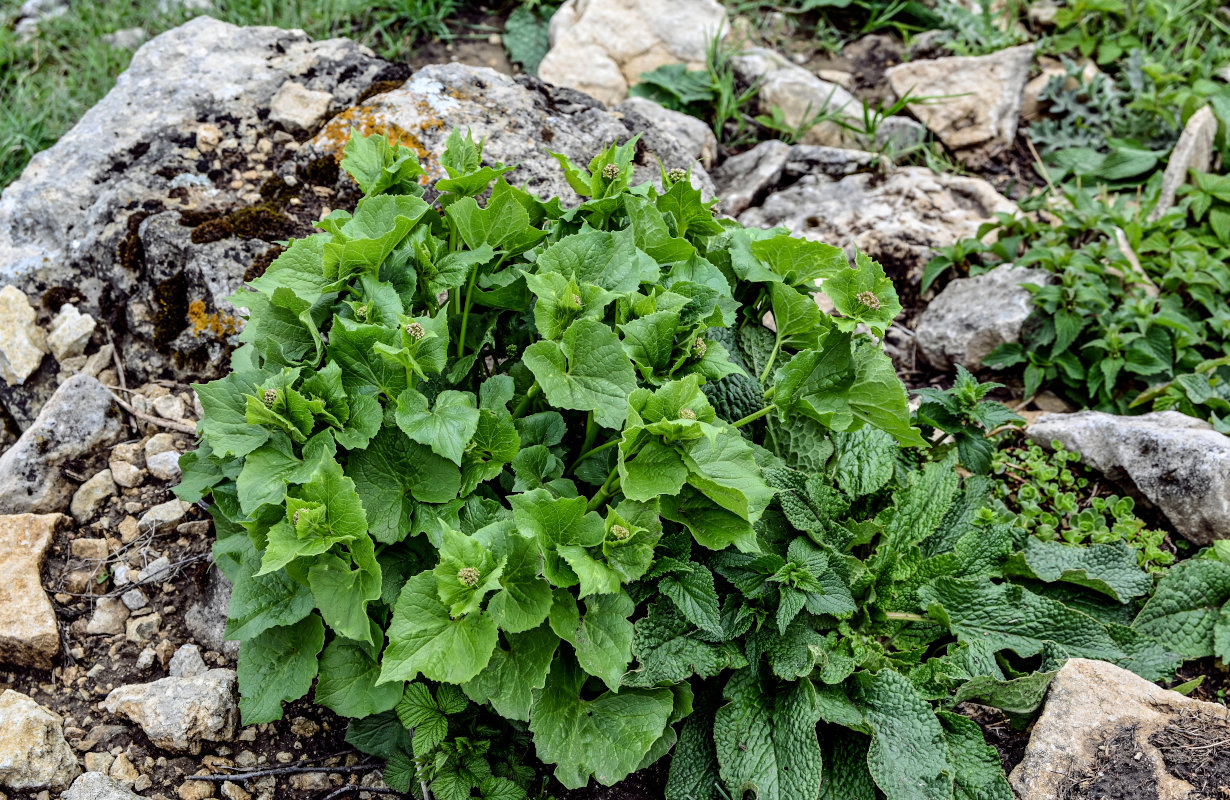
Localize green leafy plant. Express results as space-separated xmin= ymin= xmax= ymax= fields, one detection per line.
xmin=989 ymin=439 xmax=1174 ymax=572
xmin=928 ymin=182 xmax=1230 ymax=424
xmin=913 ymin=366 xmax=1024 ymax=473
xmin=179 ymin=129 xmax=1186 ymax=799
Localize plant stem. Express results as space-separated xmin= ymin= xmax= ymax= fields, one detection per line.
xmin=511 ymin=382 xmax=540 ymax=418
xmin=732 ymin=404 xmax=777 ymax=429
xmin=763 ymin=385 xmax=776 ymax=402
xmin=883 ymin=612 xmax=929 ymax=623
xmin=586 ymin=467 xmax=621 ymax=513
xmin=579 ymin=411 xmax=597 ymax=459
xmin=457 ymin=267 xmax=479 ymax=358
xmin=759 ymin=338 xmax=782 ymax=384
xmin=570 ymin=437 xmax=619 ymax=471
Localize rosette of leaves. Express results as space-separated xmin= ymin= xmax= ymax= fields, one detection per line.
xmin=179 ymin=130 xmax=1182 ymax=800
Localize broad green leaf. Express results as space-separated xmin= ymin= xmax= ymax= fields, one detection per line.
xmin=315 ymin=618 xmax=402 ymax=718
xmin=549 ymin=589 xmax=635 ymax=692
xmin=308 ymin=535 xmax=383 ymax=643
xmin=523 ymin=318 xmax=638 ymax=429
xmin=395 ymin=389 xmax=481 ymax=466
xmin=1006 ymin=538 xmax=1152 ymax=603
xmin=535 ymin=227 xmax=640 ymax=294
xmin=851 ymin=669 xmax=953 ymax=800
xmin=216 ymin=534 xmax=315 ymax=641
xmin=822 ymin=252 xmax=903 ymax=337
xmin=921 ymin=577 xmax=1126 ymax=661
xmin=625 ymin=601 xmax=746 ymax=687
xmin=659 ymin=566 xmax=722 ymax=636
xmin=713 ymin=671 xmax=823 ymax=800
xmin=938 ymin=711 xmax=1012 ymax=800
xmin=476 ymin=523 xmax=553 ymax=633
xmin=528 ymin=658 xmax=674 ymax=789
xmin=348 ymin=426 xmax=461 ymax=543
xmin=751 ymin=234 xmax=846 ymax=287
xmin=462 ymin=623 xmax=558 ymax=721
xmin=379 ymin=572 xmax=499 ymax=685
xmin=1133 ymin=558 xmax=1230 ymax=659
xmin=237 ymin=614 xmax=325 ymax=724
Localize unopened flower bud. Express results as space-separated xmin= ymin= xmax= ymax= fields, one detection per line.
xmin=292 ymin=509 xmax=301 ymax=525
xmin=356 ymin=304 xmax=369 ymax=321
xmin=856 ymin=291 xmax=881 ymax=311
xmin=692 ymin=337 xmax=707 ymax=358
xmin=570 ymin=293 xmax=583 ymax=309
xmin=263 ymin=389 xmax=276 ymax=408
xmin=679 ymin=408 xmax=697 ymax=421
xmin=602 ymin=163 xmax=620 ymax=180
xmin=458 ymin=567 xmax=480 ymax=588
xmin=611 ymin=524 xmax=630 ymax=541
xmin=405 ymin=321 xmax=426 ymax=340
xmin=667 ymin=168 xmax=687 ymax=184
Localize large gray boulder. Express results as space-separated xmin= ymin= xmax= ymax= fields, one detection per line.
xmin=305 ymin=63 xmax=716 ymax=203
xmin=1027 ymin=411 xmax=1230 ymax=545
xmin=915 ymin=265 xmax=1052 ymax=370
xmin=739 ymin=167 xmax=1016 ymax=287
xmin=0 ymin=374 xmax=123 ymax=514
xmin=0 ymin=16 xmax=384 ymax=316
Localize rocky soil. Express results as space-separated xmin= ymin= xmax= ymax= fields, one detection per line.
xmin=0 ymin=1 xmax=1228 ymax=799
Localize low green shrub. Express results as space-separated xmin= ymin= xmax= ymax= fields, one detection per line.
xmin=180 ymin=130 xmax=1185 ymax=800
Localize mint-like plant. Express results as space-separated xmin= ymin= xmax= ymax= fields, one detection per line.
xmin=179 ymin=130 xmax=1183 ymax=799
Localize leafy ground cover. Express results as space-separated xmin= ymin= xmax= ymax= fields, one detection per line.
xmin=177 ymin=131 xmax=1204 ymax=800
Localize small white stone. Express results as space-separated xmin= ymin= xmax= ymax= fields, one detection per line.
xmin=0 ymin=285 xmax=48 ymax=386
xmin=169 ymin=645 xmax=207 ymax=679
xmin=70 ymin=469 xmax=117 ymax=524
xmin=269 ymin=81 xmax=333 ymax=133
xmin=137 ymin=556 xmax=172 ymax=583
xmin=135 ymin=647 xmax=157 ymax=670
xmin=121 ymin=589 xmax=148 ymax=611
xmin=109 ymin=461 xmax=145 ymax=489
xmin=137 ymin=497 xmax=189 ymax=529
xmin=143 ymin=433 xmax=177 ymax=459
xmin=47 ymin=304 xmax=96 ymax=362
xmin=146 ymin=451 xmax=181 ymax=482
xmin=152 ymin=394 xmax=185 ymax=421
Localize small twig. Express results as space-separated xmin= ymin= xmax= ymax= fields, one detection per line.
xmin=105 ymin=387 xmax=197 ymax=434
xmin=321 ymin=787 xmax=406 ymax=800
xmin=1024 ymin=134 xmax=1057 ymax=197
xmin=53 ymin=552 xmax=211 ymax=599
xmin=189 ymin=765 xmax=371 ymax=783
xmin=104 ymin=328 xmax=128 ymax=395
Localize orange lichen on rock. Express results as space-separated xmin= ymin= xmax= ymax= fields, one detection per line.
xmin=314 ymin=104 xmax=430 ymax=162
xmin=188 ymin=299 xmax=240 ymax=338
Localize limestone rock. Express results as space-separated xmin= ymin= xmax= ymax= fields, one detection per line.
xmin=138 ymin=500 xmax=190 ymax=531
xmin=0 ymin=514 xmax=64 ymax=669
xmin=0 ymin=285 xmax=47 ymax=386
xmin=185 ymin=569 xmax=240 ymax=658
xmin=1027 ymin=411 xmax=1230 ymax=545
xmin=711 ymin=139 xmax=790 ymax=217
xmin=0 ymin=374 xmax=124 ymax=514
xmin=615 ymin=96 xmax=718 ymax=168
xmin=87 ymin=597 xmax=131 ymax=637
xmin=731 ymin=48 xmax=861 ymax=147
xmin=71 ymin=469 xmax=117 ymax=524
xmin=781 ymin=144 xmax=876 ymax=181
xmin=103 ymin=669 xmax=238 ymax=752
xmin=1149 ymin=105 xmax=1218 ymax=221
xmin=308 ymin=63 xmax=716 ymax=204
xmin=539 ymin=0 xmax=728 ymax=105
xmin=47 ymin=304 xmax=96 ymax=362
xmin=1011 ymin=658 xmax=1229 ymax=800
xmin=64 ymin=771 xmax=146 ymax=800
xmin=886 ymin=44 xmax=1034 ymax=159
xmin=146 ymin=451 xmax=182 ymax=482
xmin=0 ymin=16 xmax=385 ymax=374
xmin=169 ymin=644 xmax=208 ymax=679
xmin=269 ymin=80 xmax=334 ymax=133
xmin=110 ymin=461 xmax=145 ymax=489
xmin=102 ymin=27 xmax=148 ymax=50
xmin=739 ymin=166 xmax=1016 ymax=285
xmin=0 ymin=689 xmax=80 ymax=790
xmin=915 ymin=265 xmax=1052 ymax=370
